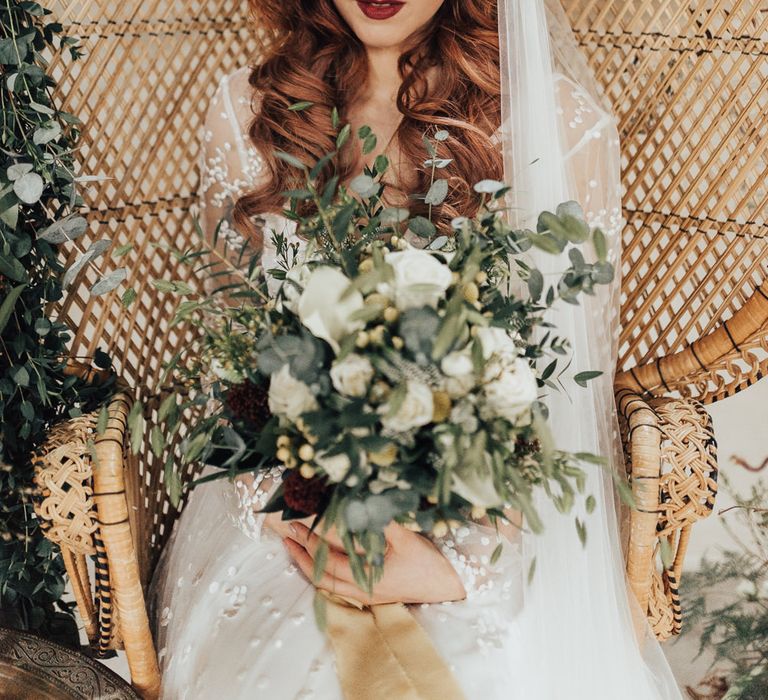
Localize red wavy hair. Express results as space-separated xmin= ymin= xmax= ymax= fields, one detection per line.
xmin=234 ymin=0 xmax=502 ymax=239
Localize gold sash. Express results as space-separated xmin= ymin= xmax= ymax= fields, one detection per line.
xmin=323 ymin=592 xmax=467 ymax=700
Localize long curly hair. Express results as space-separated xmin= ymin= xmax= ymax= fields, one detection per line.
xmin=234 ymin=0 xmax=502 ymax=240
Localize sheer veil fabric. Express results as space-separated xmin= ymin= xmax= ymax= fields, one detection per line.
xmin=150 ymin=2 xmax=683 ymax=698
xmin=501 ymin=1 xmax=680 ymax=697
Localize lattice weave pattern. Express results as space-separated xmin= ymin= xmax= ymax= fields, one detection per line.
xmin=562 ymin=0 xmax=768 ymax=371
xmin=655 ymin=399 xmax=718 ymax=536
xmin=33 ymin=415 xmax=99 ymax=556
xmin=43 ymin=1 xmax=261 ymax=588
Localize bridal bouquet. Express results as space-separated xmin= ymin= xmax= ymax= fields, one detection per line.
xmin=159 ymin=127 xmax=614 ymax=591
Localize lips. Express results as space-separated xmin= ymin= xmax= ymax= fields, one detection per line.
xmin=356 ymin=1 xmax=405 ymax=21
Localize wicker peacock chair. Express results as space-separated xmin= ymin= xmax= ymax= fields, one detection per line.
xmin=31 ymin=1 xmax=766 ymax=697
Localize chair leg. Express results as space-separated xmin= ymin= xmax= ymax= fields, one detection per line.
xmin=93 ymin=394 xmax=161 ymax=699
xmin=617 ymin=389 xmax=662 ymax=616
xmin=61 ymin=547 xmax=98 ymax=645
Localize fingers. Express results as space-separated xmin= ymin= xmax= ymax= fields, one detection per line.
xmin=283 ymin=538 xmax=376 ymax=605
xmin=284 ymin=525 xmax=356 ymax=584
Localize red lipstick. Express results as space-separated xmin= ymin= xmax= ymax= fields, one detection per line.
xmin=356 ymin=1 xmax=405 ymax=21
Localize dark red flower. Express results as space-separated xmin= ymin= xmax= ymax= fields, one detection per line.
xmin=283 ymin=470 xmax=329 ymax=515
xmin=225 ymin=380 xmax=271 ymax=430
xmin=514 ymin=436 xmax=541 ymax=456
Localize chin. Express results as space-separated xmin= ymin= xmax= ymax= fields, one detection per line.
xmin=333 ymin=0 xmax=446 ymax=50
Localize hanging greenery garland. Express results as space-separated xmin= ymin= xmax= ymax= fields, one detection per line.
xmin=0 ymin=0 xmax=112 ymax=643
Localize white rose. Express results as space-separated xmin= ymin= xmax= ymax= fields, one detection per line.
xmin=737 ymin=578 xmax=758 ymax=598
xmin=380 ymin=381 xmax=434 ymax=433
xmin=483 ymin=358 xmax=538 ymax=422
xmin=281 ymin=261 xmax=313 ymax=313
xmin=441 ymin=350 xmax=475 ymax=398
xmin=268 ymin=364 xmax=319 ymax=421
xmin=449 ymin=400 xmax=479 ymax=433
xmin=315 ymin=451 xmax=351 ymax=483
xmin=298 ymin=266 xmax=364 ymax=353
xmin=381 ymin=248 xmax=453 ymax=311
xmin=476 ymin=326 xmax=518 ymax=361
xmin=330 ymin=354 xmax=374 ymax=398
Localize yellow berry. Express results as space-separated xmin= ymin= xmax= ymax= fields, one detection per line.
xmin=462 ymin=282 xmax=480 ymax=304
xmin=392 ymin=336 xmax=404 ymax=350
xmin=368 ymin=443 xmax=398 ymax=467
xmin=432 ymin=521 xmax=449 ymax=538
xmin=403 ymin=521 xmax=422 ymax=532
xmin=471 ymin=506 xmax=487 ymax=520
xmin=365 ymin=292 xmax=388 ymax=307
xmin=390 ymin=235 xmax=400 ymax=246
xmin=298 ymin=444 xmax=315 ymax=461
xmin=475 ymin=271 xmax=488 ymax=285
xmin=383 ymin=306 xmax=399 ymax=323
xmin=427 ymin=494 xmax=439 ymax=505
xmin=359 ymin=258 xmax=374 ymax=272
xmin=369 ymin=325 xmax=386 ymax=344
xmin=300 ymin=463 xmax=316 ymax=478
xmin=284 ymin=455 xmax=297 ymax=469
xmin=356 ymin=331 xmax=370 ymax=348
xmin=276 ymin=435 xmax=291 ymax=448
xmin=276 ymin=447 xmax=292 ymax=463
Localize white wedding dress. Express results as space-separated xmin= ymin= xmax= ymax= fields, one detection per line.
xmin=151 ymin=57 xmax=682 ymax=699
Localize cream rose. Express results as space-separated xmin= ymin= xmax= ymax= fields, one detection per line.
xmin=483 ymin=358 xmax=538 ymax=422
xmin=298 ymin=266 xmax=364 ymax=353
xmin=382 ymin=248 xmax=453 ymax=311
xmin=380 ymin=380 xmax=434 ymax=433
xmin=440 ymin=350 xmax=475 ymax=398
xmin=476 ymin=326 xmax=518 ymax=361
xmin=268 ymin=364 xmax=319 ymax=421
xmin=281 ymin=261 xmax=313 ymax=314
xmin=330 ymin=353 xmax=374 ymax=398
xmin=315 ymin=451 xmax=352 ymax=483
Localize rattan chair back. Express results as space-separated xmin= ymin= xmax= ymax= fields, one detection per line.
xmin=33 ymin=0 xmax=767 ymax=693
xmin=46 ymin=1 xmax=260 ymax=587
xmin=563 ymin=0 xmax=768 ymax=397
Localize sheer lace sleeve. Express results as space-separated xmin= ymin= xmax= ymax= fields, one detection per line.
xmin=199 ymin=67 xmax=264 ymax=259
xmin=199 ymin=68 xmax=286 ymax=542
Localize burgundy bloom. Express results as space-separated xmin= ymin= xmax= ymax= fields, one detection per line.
xmin=225 ymin=380 xmax=271 ymax=430
xmin=282 ymin=470 xmax=329 ymax=515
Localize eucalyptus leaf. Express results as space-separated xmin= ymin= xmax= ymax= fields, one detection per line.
xmin=349 ymin=174 xmax=377 ymax=198
xmin=473 ymin=179 xmax=505 ymax=194
xmin=37 ymin=215 xmax=88 ymax=243
xmin=407 ymin=216 xmax=435 ymax=239
xmin=0 ymin=284 xmax=26 ymax=334
xmin=13 ymin=172 xmax=44 ymax=204
xmin=380 ymin=207 xmax=409 ymax=225
xmin=425 ymin=178 xmax=448 ymax=206
xmin=7 ymin=162 xmax=33 ymax=180
xmin=90 ymin=267 xmax=127 ymax=295
xmin=33 ymin=123 xmax=61 ymax=145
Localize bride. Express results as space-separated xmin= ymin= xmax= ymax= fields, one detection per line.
xmin=152 ymin=1 xmax=683 ymax=698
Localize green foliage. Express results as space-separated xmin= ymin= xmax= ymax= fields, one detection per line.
xmin=683 ymin=476 xmax=768 ymax=699
xmin=0 ymin=1 xmax=111 ymax=640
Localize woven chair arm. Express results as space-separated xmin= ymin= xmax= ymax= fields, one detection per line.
xmin=616 ymin=388 xmax=662 ymax=614
xmin=616 ymin=282 xmax=768 ymax=396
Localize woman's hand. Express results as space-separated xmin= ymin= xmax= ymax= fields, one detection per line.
xmin=282 ymin=521 xmax=467 ymax=605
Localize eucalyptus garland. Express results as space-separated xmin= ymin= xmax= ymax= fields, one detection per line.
xmin=0 ymin=1 xmax=111 ymax=640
